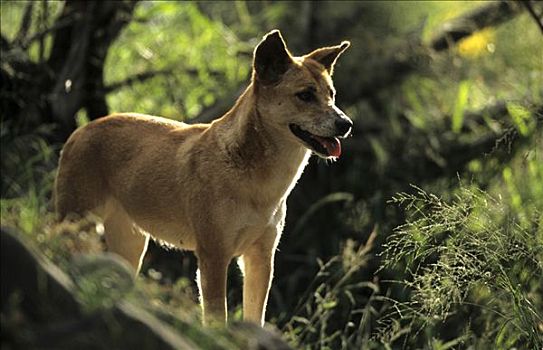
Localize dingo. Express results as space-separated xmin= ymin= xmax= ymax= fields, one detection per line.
xmin=55 ymin=30 xmax=352 ymax=326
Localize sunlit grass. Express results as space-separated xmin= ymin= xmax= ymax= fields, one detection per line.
xmin=381 ymin=171 xmax=543 ymax=348
xmin=282 ymin=232 xmax=382 ymax=349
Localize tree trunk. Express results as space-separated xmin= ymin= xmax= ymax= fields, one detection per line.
xmin=1 ymin=0 xmax=138 ymax=144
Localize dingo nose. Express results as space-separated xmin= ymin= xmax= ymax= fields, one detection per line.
xmin=335 ymin=117 xmax=353 ymax=137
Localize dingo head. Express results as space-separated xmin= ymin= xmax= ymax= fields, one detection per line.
xmin=252 ymin=30 xmax=352 ymax=159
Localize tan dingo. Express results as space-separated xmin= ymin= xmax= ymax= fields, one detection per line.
xmin=54 ymin=30 xmax=352 ymax=326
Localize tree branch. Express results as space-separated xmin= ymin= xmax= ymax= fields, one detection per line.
xmin=38 ymin=0 xmax=49 ymax=62
xmin=20 ymin=14 xmax=80 ymax=50
xmin=84 ymin=0 xmax=139 ymax=120
xmin=430 ymin=1 xmax=522 ymax=51
xmin=521 ymin=0 xmax=543 ymax=34
xmin=14 ymin=2 xmax=34 ymax=45
xmin=340 ymin=1 xmax=523 ymax=104
xmin=103 ymin=69 xmax=174 ymax=93
xmin=344 ymin=101 xmax=542 ymax=186
xmin=1 ymin=34 xmax=10 ymax=51
xmin=103 ymin=67 xmax=224 ymax=95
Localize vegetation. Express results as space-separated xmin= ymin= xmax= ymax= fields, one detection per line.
xmin=1 ymin=1 xmax=542 ymax=349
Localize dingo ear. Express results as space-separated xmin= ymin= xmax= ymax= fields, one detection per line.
xmin=305 ymin=41 xmax=350 ymax=75
xmin=253 ymin=30 xmax=293 ymax=85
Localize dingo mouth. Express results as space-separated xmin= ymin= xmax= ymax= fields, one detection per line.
xmin=289 ymin=124 xmax=341 ymax=159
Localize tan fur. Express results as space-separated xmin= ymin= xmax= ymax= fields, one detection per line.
xmin=54 ymin=30 xmax=351 ymax=326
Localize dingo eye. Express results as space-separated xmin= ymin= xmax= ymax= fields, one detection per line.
xmin=296 ymin=90 xmax=316 ymax=103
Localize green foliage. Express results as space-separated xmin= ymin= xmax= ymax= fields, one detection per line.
xmin=382 ymin=178 xmax=543 ymax=348
xmin=506 ymin=102 xmax=536 ymax=137
xmin=0 ymin=121 xmax=57 ymax=198
xmin=282 ymin=234 xmax=382 ymax=350
xmin=105 ymin=2 xmax=254 ymax=120
xmin=452 ymin=80 xmax=470 ymax=133
xmin=70 ymin=254 xmax=136 ymax=312
xmin=0 ymin=1 xmax=63 ymax=43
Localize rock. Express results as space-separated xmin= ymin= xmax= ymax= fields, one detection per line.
xmin=1 ymin=227 xmax=198 ymax=349
xmin=230 ymin=321 xmax=294 ymax=350
xmin=1 ymin=226 xmax=81 ymax=320
xmin=70 ymin=253 xmax=136 ymax=310
xmin=1 ymin=227 xmax=293 ymax=349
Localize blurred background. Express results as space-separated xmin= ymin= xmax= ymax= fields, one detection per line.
xmin=1 ymin=1 xmax=542 ymax=348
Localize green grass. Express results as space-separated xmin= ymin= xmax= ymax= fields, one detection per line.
xmin=281 ymin=232 xmax=381 ymax=349
xmin=381 ymin=180 xmax=542 ymax=348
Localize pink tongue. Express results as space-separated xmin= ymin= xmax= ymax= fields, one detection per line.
xmin=314 ymin=136 xmax=342 ymax=158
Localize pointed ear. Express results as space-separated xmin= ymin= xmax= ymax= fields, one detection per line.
xmin=305 ymin=41 xmax=350 ymax=75
xmin=253 ymin=30 xmax=294 ymax=85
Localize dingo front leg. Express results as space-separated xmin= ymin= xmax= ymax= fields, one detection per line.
xmin=196 ymin=250 xmax=231 ymax=326
xmin=240 ymin=232 xmax=277 ymax=326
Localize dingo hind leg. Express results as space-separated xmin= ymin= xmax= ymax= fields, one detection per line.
xmin=55 ymin=154 xmax=149 ymax=274
xmin=103 ymin=199 xmax=149 ymax=274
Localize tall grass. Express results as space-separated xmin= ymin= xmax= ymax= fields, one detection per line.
xmin=281 ymin=231 xmax=386 ymax=350
xmin=381 ymin=184 xmax=542 ymax=348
